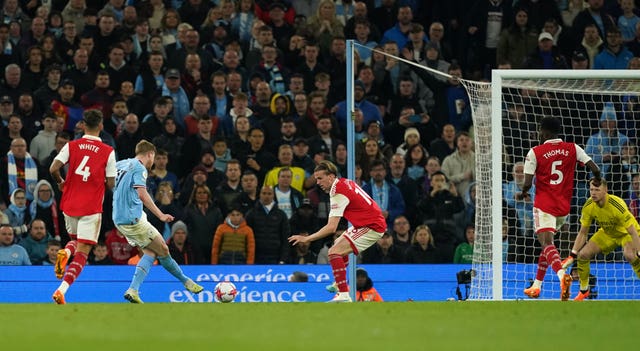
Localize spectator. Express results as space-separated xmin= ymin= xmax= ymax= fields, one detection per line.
xmin=180 ymin=115 xmax=217 ymax=177
xmin=17 ymin=218 xmax=52 ymax=265
xmin=30 ymin=180 xmax=65 ymax=243
xmin=105 ymin=228 xmax=137 ymax=265
xmin=287 ymin=231 xmax=317 ymax=264
xmin=3 ymin=188 xmax=30 ymax=239
xmin=152 ymin=116 xmax=185 ymax=175
xmin=0 ymin=224 xmax=30 ymax=265
xmin=167 ymin=220 xmax=202 ymax=265
xmin=522 ymin=31 xmax=569 ymax=69
xmin=585 ymin=102 xmax=630 ymax=178
xmin=593 ymin=26 xmax=634 ymax=69
xmin=42 ymin=239 xmax=62 ymax=265
xmin=1 ymin=138 xmax=38 ymax=206
xmin=465 ymin=0 xmax=513 ymax=76
xmin=361 ymin=231 xmax=404 ymax=264
xmin=453 ymin=224 xmax=475 ymax=264
xmin=87 ymin=240 xmax=112 ymax=265
xmin=80 ymin=70 xmax=113 ymax=121
xmin=390 ymin=215 xmax=413 ymax=253
xmin=572 ymin=0 xmax=616 ymax=46
xmin=496 ymin=7 xmax=538 ymax=69
xmin=245 ymin=185 xmax=291 ymax=264
xmin=304 ymin=0 xmax=344 ymax=53
xmin=28 ymin=113 xmax=57 ymax=163
xmin=503 ymin=161 xmax=536 ymax=262
xmin=363 ymin=159 xmax=405 ymax=230
xmin=115 ymin=113 xmax=143 ymax=160
xmin=238 ymin=170 xmax=259 ymax=214
xmin=416 ymin=171 xmax=464 ymax=262
xmin=134 ymin=50 xmax=165 ymax=101
xmin=146 ymin=181 xmax=182 ymax=241
xmin=184 ymin=94 xmax=220 ymax=137
xmin=404 ymin=224 xmax=439 ymax=263
xmin=404 ymin=144 xmax=428 ymax=181
xmin=211 ymin=206 xmax=255 ymax=264
xmin=160 ymin=68 xmax=191 ymax=128
xmin=215 ymin=159 xmax=244 ymax=217
xmin=240 ymin=127 xmax=277 ymax=184
xmin=355 ymin=267 xmax=383 ymax=301
xmin=141 ymin=96 xmax=172 ymax=141
xmin=182 ymin=183 xmax=223 ymax=263
xmin=272 ymin=167 xmax=305 ymax=219
xmin=441 ymin=131 xmax=475 ymax=196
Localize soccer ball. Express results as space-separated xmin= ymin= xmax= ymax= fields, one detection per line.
xmin=214 ymin=281 xmax=238 ymax=303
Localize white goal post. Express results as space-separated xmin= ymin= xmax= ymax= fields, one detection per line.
xmin=465 ymin=69 xmax=640 ymax=300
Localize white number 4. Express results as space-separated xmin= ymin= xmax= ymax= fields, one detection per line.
xmin=75 ymin=156 xmax=91 ymax=182
xmin=550 ymin=160 xmax=564 ymax=185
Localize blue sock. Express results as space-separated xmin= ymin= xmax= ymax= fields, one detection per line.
xmin=157 ymin=255 xmax=189 ymax=284
xmin=129 ymin=254 xmax=155 ymax=291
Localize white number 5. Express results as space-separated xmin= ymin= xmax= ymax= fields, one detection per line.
xmin=75 ymin=156 xmax=91 ymax=182
xmin=550 ymin=160 xmax=563 ymax=185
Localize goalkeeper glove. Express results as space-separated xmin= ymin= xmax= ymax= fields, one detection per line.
xmin=561 ymin=251 xmax=578 ymax=269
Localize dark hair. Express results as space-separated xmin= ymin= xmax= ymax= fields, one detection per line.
xmin=540 ymin=116 xmax=561 ymax=135
xmin=83 ymin=109 xmax=103 ymax=129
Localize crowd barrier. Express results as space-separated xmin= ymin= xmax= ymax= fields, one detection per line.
xmin=0 ymin=264 xmax=637 ymax=302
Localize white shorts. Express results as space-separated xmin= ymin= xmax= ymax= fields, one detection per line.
xmin=341 ymin=226 xmax=384 ymax=255
xmin=64 ymin=213 xmax=102 ymax=245
xmin=115 ymin=213 xmax=161 ymax=248
xmin=533 ymin=207 xmax=567 ymax=235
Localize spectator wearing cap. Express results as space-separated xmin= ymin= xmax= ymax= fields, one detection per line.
xmin=103 ymin=44 xmax=137 ymax=93
xmin=380 ymin=5 xmax=413 ymax=49
xmin=0 ymin=95 xmax=15 ymax=128
xmin=522 ymin=32 xmax=569 ymax=69
xmin=160 ymin=68 xmax=190 ymax=129
xmin=267 ymin=2 xmax=295 ymax=51
xmin=167 ymin=220 xmax=204 ymax=264
xmin=180 ymin=113 xmax=217 ymax=178
xmin=178 ymin=164 xmax=210 ymax=206
xmin=355 ymin=267 xmax=384 ymax=301
xmin=333 ymin=79 xmax=382 ymax=134
xmin=33 ymin=64 xmax=62 ymax=113
xmin=570 ymin=50 xmax=589 ymax=69
xmin=496 ymin=7 xmax=538 ymax=70
xmin=593 ymin=26 xmax=634 ymax=70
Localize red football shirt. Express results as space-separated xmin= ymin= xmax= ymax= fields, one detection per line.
xmin=524 ymin=139 xmax=592 ymax=216
xmin=55 ymin=135 xmax=117 ymax=216
xmin=329 ymin=178 xmax=387 ymax=233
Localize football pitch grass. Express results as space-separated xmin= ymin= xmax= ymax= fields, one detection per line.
xmin=1 ymin=301 xmax=635 ymax=350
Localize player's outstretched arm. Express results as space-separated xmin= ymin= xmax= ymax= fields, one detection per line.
xmin=289 ymin=216 xmax=341 ymax=245
xmin=585 ymin=160 xmax=601 ymax=182
xmin=136 ymin=187 xmax=174 ymax=222
xmin=563 ymin=224 xmax=590 ymax=268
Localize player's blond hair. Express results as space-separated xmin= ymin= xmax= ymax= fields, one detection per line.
xmin=135 ymin=140 xmax=157 ymax=155
xmin=314 ymin=160 xmax=338 ymax=176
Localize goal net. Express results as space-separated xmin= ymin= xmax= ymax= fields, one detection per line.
xmin=465 ymin=70 xmax=640 ymax=300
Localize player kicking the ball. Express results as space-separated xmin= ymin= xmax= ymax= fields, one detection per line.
xmin=561 ymin=178 xmax=640 ymax=300
xmin=288 ymin=161 xmax=387 ymax=302
xmin=113 ymin=140 xmax=203 ymax=303
xmin=516 ymin=116 xmax=601 ymax=300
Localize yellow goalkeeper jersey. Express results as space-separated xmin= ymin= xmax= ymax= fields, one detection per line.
xmin=580 ymin=194 xmax=640 ymax=238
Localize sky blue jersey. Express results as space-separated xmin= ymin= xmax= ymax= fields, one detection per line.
xmin=113 ymin=158 xmax=148 ymax=225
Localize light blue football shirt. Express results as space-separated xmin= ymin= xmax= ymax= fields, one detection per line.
xmin=113 ymin=158 xmax=148 ymax=225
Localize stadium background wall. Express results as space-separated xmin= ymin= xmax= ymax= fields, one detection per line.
xmin=1 ymin=264 xmax=637 ymax=302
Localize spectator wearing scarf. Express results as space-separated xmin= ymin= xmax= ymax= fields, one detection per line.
xmin=4 ymin=137 xmax=38 ymax=202
xmin=30 ymin=180 xmax=64 ymax=242
xmin=4 ymin=188 xmax=30 ymax=240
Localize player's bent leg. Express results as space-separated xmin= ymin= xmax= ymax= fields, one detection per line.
xmin=621 ymin=242 xmax=640 ymax=279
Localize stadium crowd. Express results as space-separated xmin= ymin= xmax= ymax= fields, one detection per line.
xmin=0 ymin=0 xmax=639 ymax=266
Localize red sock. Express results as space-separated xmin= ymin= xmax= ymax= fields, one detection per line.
xmin=63 ymin=251 xmax=88 ymax=286
xmin=536 ymin=251 xmax=548 ymax=281
xmin=543 ymin=244 xmax=563 ymax=273
xmin=329 ymin=253 xmax=348 ymax=293
xmin=65 ymin=240 xmax=78 ymax=256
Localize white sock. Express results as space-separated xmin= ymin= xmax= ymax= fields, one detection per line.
xmin=64 ymin=248 xmax=71 ymax=257
xmin=57 ymin=281 xmax=70 ymax=294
